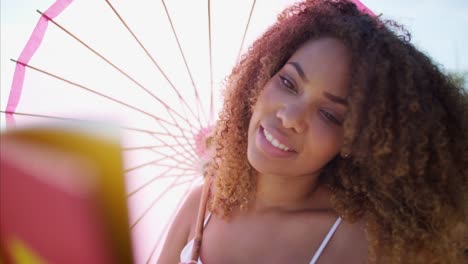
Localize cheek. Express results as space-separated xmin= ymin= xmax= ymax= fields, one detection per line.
xmin=255 ymin=83 xmax=289 ymax=115
xmin=306 ymin=118 xmax=344 ymax=157
xmin=250 ymin=84 xmax=276 ymax=116
xmin=249 ymin=94 xmax=267 ymax=136
xmin=264 ymin=82 xmax=286 ymax=101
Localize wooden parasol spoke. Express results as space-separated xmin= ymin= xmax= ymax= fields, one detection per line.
xmin=37 ymin=10 xmax=200 ymax=153
xmin=124 ymin=156 xmax=195 ymax=173
xmin=145 ymin=175 xmax=201 ymax=264
xmin=12 ymin=56 xmax=199 ymax=159
xmin=236 ymin=0 xmax=257 ymax=63
xmin=105 ymin=0 xmax=207 ymax=128
xmin=130 ymin=172 xmax=199 ymax=230
xmin=127 ymin=168 xmax=198 ymax=198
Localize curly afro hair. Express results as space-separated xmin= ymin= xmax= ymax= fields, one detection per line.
xmin=204 ymin=0 xmax=468 ymax=263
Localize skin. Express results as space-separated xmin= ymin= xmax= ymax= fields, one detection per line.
xmin=158 ymin=38 xmax=368 ymax=264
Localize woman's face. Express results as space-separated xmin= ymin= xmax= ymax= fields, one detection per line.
xmin=247 ymin=37 xmax=351 ymax=178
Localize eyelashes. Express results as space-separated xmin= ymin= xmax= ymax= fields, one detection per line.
xmin=277 ymin=74 xmax=343 ymax=126
xmin=278 ymin=74 xmax=297 ymax=94
xmin=320 ymin=109 xmax=342 ymax=125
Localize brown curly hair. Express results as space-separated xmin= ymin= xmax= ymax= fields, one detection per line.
xmin=205 ymin=0 xmax=468 ymax=263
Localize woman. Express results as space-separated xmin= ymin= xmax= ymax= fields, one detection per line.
xmin=158 ymin=0 xmax=468 ymax=263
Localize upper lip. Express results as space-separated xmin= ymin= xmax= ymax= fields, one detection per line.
xmin=261 ymin=125 xmax=296 ymax=151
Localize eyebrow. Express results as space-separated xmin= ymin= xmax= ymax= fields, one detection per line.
xmin=286 ymin=61 xmax=308 ymax=82
xmin=286 ymin=61 xmax=347 ymax=106
xmin=323 ymin=92 xmax=348 ymax=106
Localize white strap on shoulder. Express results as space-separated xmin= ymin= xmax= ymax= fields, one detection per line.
xmin=309 ymin=217 xmax=342 ymax=264
xmin=203 ymin=212 xmax=212 ymax=228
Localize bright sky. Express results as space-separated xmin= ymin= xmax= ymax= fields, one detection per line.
xmin=363 ymin=0 xmax=468 ymax=72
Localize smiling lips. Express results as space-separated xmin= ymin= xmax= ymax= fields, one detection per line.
xmin=261 ymin=125 xmax=295 ymax=152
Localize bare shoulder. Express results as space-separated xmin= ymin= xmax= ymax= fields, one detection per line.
xmin=156 ymin=184 xmax=204 ymax=264
xmin=182 ymin=184 xmax=206 ymax=237
xmin=308 ymin=186 xmax=368 ymax=262
xmin=331 ymin=217 xmax=369 ymax=263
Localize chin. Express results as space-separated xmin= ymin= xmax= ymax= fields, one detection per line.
xmin=246 ymin=148 xmax=287 ymax=176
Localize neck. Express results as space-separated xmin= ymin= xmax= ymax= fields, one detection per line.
xmin=249 ymin=171 xmax=324 ymax=214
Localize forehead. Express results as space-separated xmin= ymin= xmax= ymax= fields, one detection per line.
xmin=289 ymin=37 xmax=351 ymax=65
xmin=286 ymin=37 xmax=352 ymax=97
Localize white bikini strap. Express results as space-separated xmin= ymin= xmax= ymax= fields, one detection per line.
xmin=203 ymin=212 xmax=212 ymax=228
xmin=309 ymin=217 xmax=342 ymax=264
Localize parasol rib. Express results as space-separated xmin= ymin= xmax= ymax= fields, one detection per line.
xmin=123 ymin=145 xmax=197 ymax=164
xmin=130 ymin=173 xmax=199 ymax=230
xmin=161 ymin=0 xmax=208 ymax=126
xmin=37 ymin=10 xmax=199 ymax=157
xmin=1 ymin=108 xmax=196 ymax=162
xmin=127 ymin=167 xmax=174 ymax=197
xmin=145 ymin=176 xmax=200 ymax=264
xmin=121 ymin=126 xmax=189 ymax=139
xmin=12 ymin=56 xmax=199 ymax=160
xmin=126 ymin=128 xmax=196 ymax=162
xmin=208 ymin=0 xmax=214 ymax=123
xmin=127 ymin=168 xmax=197 ymax=198
xmin=1 ymin=110 xmax=94 ymax=124
xmin=236 ymin=0 xmax=257 ymax=63
xmin=10 ymin=60 xmax=180 ymax=130
xmin=147 ymin=138 xmax=196 ymax=163
xmin=122 ymin=144 xmax=182 ymax=151
xmin=148 ymin=146 xmax=196 ymax=168
xmin=124 ymin=156 xmax=194 ymax=173
xmin=0 ymin=110 xmax=183 ymax=139
xmin=105 ymin=0 xmax=206 ymax=129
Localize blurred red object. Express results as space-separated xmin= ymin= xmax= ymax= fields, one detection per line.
xmin=0 ymin=126 xmax=133 ymax=264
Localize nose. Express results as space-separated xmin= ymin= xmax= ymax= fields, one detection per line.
xmin=276 ymin=103 xmax=307 ymax=133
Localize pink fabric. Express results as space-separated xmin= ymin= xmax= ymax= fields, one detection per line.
xmin=4 ymin=0 xmax=374 ymax=128
xmin=349 ymin=0 xmax=377 ymax=17
xmin=5 ymin=0 xmax=74 ymax=127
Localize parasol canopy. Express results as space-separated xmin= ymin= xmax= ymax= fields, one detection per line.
xmin=2 ymin=0 xmax=302 ymax=262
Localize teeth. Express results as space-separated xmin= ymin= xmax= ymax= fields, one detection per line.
xmin=263 ymin=128 xmax=290 ymax=151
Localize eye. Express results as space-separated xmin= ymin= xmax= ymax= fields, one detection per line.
xmin=278 ymin=74 xmax=297 ymax=94
xmin=320 ymin=109 xmax=342 ymax=126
